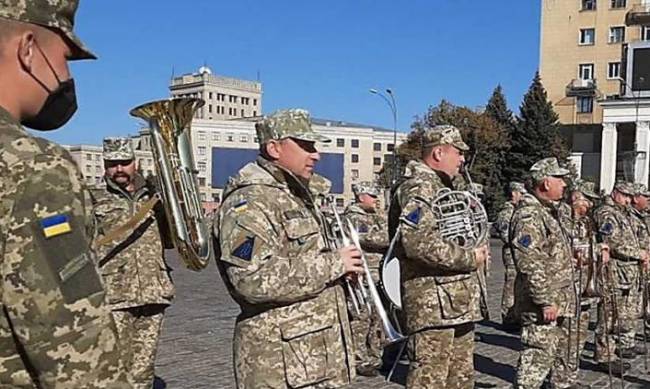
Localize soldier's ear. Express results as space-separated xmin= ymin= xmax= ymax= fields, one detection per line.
xmin=17 ymin=31 xmax=37 ymax=72
xmin=265 ymin=141 xmax=281 ymax=160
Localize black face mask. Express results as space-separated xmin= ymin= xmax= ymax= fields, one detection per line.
xmin=22 ymin=42 xmax=78 ymax=131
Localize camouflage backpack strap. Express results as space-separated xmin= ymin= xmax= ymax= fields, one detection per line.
xmin=93 ymin=194 xmax=161 ymax=247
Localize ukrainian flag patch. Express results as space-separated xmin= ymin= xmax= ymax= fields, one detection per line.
xmin=234 ymin=200 xmax=248 ymax=213
xmin=41 ymin=214 xmax=72 ymax=239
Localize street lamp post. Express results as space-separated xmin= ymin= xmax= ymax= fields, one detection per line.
xmin=369 ymin=88 xmax=398 ymax=186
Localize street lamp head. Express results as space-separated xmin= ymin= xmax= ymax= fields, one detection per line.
xmin=369 ymin=88 xmax=378 ymax=94
xmin=386 ymin=88 xmax=393 ymax=95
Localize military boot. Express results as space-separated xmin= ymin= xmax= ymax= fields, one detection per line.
xmin=595 ymin=361 xmax=629 ymax=375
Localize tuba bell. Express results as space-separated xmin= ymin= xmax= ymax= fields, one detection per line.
xmin=130 ymin=98 xmax=211 ymax=271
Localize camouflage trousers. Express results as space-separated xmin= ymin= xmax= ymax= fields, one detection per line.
xmin=112 ymin=304 xmax=166 ymax=389
xmin=501 ymin=251 xmax=518 ymax=325
xmin=516 ymin=318 xmax=581 ymax=389
xmin=595 ymin=294 xmax=620 ymax=363
xmin=350 ymin=308 xmax=383 ymax=372
xmin=613 ymin=288 xmax=640 ymax=349
xmin=550 ymin=307 xmax=590 ymax=388
xmin=406 ymin=323 xmax=474 ymax=389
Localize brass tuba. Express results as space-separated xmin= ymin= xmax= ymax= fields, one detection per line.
xmin=130 ymin=98 xmax=211 ymax=271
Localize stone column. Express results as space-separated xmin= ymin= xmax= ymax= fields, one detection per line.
xmin=635 ymin=121 xmax=650 ymax=186
xmin=600 ymin=122 xmax=618 ymax=193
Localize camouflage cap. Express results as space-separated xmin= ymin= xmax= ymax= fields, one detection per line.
xmin=529 ymin=157 xmax=570 ymax=181
xmin=632 ymin=182 xmax=650 ymax=197
xmin=509 ymin=181 xmax=527 ymax=194
xmin=572 ymin=179 xmax=599 ymax=199
xmin=613 ymin=180 xmax=635 ymax=196
xmin=352 ymin=181 xmax=380 ymax=197
xmin=103 ymin=137 xmax=134 ymax=161
xmin=255 ymin=109 xmax=330 ymax=144
xmin=422 ymin=125 xmax=470 ymax=151
xmin=0 ymin=0 xmax=96 ymax=60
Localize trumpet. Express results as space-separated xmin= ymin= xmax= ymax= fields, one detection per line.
xmin=330 ymin=204 xmax=405 ymax=345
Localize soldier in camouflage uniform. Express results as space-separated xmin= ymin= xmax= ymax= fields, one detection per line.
xmin=344 ymin=181 xmax=390 ymax=376
xmin=0 ymin=1 xmax=132 ymax=387
xmin=630 ymin=183 xmax=650 ymax=343
xmin=510 ymin=158 xmax=578 ymax=389
xmin=91 ymin=137 xmax=175 ymax=388
xmin=594 ymin=181 xmax=649 ymax=358
xmin=495 ymin=181 xmax=526 ymax=330
xmin=213 ymin=109 xmax=363 ymax=389
xmin=388 ymin=125 xmax=488 ymax=389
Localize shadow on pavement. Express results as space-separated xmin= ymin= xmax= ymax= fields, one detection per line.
xmin=474 ymin=353 xmax=516 ymax=383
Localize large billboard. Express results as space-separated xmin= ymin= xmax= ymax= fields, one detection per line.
xmin=211 ymin=147 xmax=344 ymax=193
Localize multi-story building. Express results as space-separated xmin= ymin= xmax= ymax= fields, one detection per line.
xmin=65 ymin=119 xmax=405 ymax=211
xmin=169 ymin=66 xmax=262 ymax=121
xmin=540 ymin=0 xmax=650 ymax=190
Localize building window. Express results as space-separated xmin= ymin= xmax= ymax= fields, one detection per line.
xmin=197 ymin=161 xmax=207 ymax=173
xmin=579 ymin=63 xmax=594 ymax=80
xmin=610 ymin=0 xmax=626 ymax=8
xmin=95 ymin=166 xmax=101 ymax=173
xmin=198 ymin=146 xmax=206 ymax=156
xmin=241 ymin=109 xmax=245 ymax=117
xmin=240 ymin=135 xmax=249 ymax=142
xmin=227 ymin=134 xmax=234 ymax=142
xmin=198 ymin=131 xmax=206 ymax=141
xmin=209 ymin=92 xmax=213 ymax=99
xmin=351 ymin=154 xmax=359 ymax=163
xmin=86 ymin=153 xmax=92 ymax=160
xmin=198 ymin=177 xmax=206 ymax=187
xmin=609 ymin=26 xmax=625 ymax=43
xmin=579 ymin=28 xmax=595 ymax=45
xmin=253 ymin=99 xmax=257 ymax=106
xmin=85 ymin=164 xmax=91 ymax=172
xmin=608 ymin=62 xmax=621 ymax=79
xmin=95 ymin=154 xmax=101 ymax=161
xmin=581 ymin=0 xmax=596 ymax=11
xmin=352 ymin=169 xmax=359 ymax=179
xmin=208 ymin=105 xmax=212 ymax=113
xmin=253 ymin=111 xmax=257 ymax=116
xmin=373 ymin=157 xmax=382 ymax=166
xmin=643 ymin=26 xmax=650 ymax=41
xmin=336 ymin=198 xmax=344 ymax=207
xmin=373 ymin=142 xmax=382 ymax=151
xmin=387 ymin=143 xmax=395 ymax=152
xmin=351 ymin=139 xmax=359 ymax=148
xmin=336 ymin=138 xmax=345 ymax=147
xmin=577 ymin=96 xmax=594 ymax=113
xmin=212 ymin=133 xmax=220 ymax=141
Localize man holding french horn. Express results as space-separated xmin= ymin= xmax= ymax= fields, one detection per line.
xmin=213 ymin=109 xmax=363 ymax=388
xmin=388 ymin=125 xmax=489 ymax=388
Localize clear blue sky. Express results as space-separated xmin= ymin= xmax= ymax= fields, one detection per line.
xmin=44 ymin=0 xmax=541 ymax=145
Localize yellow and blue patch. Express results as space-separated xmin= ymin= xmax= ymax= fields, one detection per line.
xmin=234 ymin=200 xmax=248 ymax=213
xmin=40 ymin=214 xmax=72 ymax=239
xmin=232 ymin=236 xmax=255 ymax=261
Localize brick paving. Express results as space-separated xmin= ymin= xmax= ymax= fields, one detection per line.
xmin=155 ymin=241 xmax=650 ymax=388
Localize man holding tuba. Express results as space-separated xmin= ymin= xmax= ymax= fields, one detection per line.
xmin=91 ymin=137 xmax=175 ymax=388
xmin=213 ymin=109 xmax=363 ymax=389
xmin=388 ymin=125 xmax=488 ymax=389
xmin=344 ymin=181 xmax=390 ymax=376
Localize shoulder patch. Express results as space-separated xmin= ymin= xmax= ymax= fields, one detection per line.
xmin=232 ymin=236 xmax=255 ymax=261
xmin=41 ymin=214 xmax=72 ymax=238
xmin=234 ymin=200 xmax=248 ymax=213
xmin=358 ymin=224 xmax=369 ymax=233
xmin=518 ymin=234 xmax=532 ymax=248
xmin=599 ymin=222 xmax=614 ymax=235
xmin=405 ymin=207 xmax=422 ymax=225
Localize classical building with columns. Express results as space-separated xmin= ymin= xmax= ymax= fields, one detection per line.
xmin=540 ymin=0 xmax=650 ymax=191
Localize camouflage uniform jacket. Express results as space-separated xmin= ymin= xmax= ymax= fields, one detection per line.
xmin=495 ymin=202 xmax=515 ymax=266
xmin=594 ymin=197 xmax=643 ymax=290
xmin=214 ymin=157 xmax=354 ymax=388
xmin=91 ymin=174 xmax=174 ymax=310
xmin=630 ymin=207 xmax=650 ymax=251
xmin=343 ymin=203 xmax=389 ymax=280
xmin=0 ymin=106 xmax=130 ymax=387
xmin=510 ymin=193 xmax=576 ymax=325
xmin=388 ymin=159 xmax=481 ymax=334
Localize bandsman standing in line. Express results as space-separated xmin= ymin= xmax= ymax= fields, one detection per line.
xmin=495 ymin=181 xmax=526 ymax=331
xmin=213 ymin=109 xmax=362 ymax=389
xmin=388 ymin=125 xmax=488 ymax=388
xmin=344 ymin=181 xmax=390 ymax=376
xmin=510 ymin=158 xmax=577 ymax=388
xmin=0 ymin=1 xmax=132 ymax=386
xmin=594 ymin=181 xmax=649 ymax=358
xmin=630 ymin=183 xmax=650 ymax=346
xmin=91 ymin=137 xmax=175 ymax=388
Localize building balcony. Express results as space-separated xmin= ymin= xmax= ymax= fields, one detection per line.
xmin=626 ymin=3 xmax=650 ymax=26
xmin=566 ymin=79 xmax=597 ymax=97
